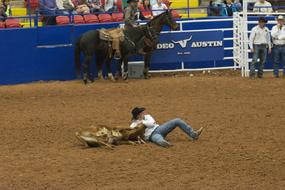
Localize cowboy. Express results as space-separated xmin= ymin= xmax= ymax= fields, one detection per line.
xmin=249 ymin=17 xmax=272 ymax=78
xmin=130 ymin=107 xmax=204 ymax=147
xmin=271 ymin=15 xmax=285 ymax=78
xmin=124 ymin=0 xmax=145 ymax=29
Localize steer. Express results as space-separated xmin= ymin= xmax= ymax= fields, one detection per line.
xmin=75 ymin=124 xmax=146 ymax=149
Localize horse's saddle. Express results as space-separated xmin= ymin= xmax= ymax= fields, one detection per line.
xmin=99 ymin=28 xmax=124 ymax=42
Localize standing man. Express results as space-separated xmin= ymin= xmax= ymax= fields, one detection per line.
xmin=249 ymin=17 xmax=272 ymax=78
xmin=253 ymin=0 xmax=273 ymax=13
xmin=271 ymin=15 xmax=285 ymax=78
xmin=124 ymin=0 xmax=145 ymax=29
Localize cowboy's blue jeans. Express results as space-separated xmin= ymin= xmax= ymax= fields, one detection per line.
xmin=273 ymin=45 xmax=285 ymax=77
xmin=150 ymin=118 xmax=196 ymax=147
xmin=250 ymin=44 xmax=268 ymax=77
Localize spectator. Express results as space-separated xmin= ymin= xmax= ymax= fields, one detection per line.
xmin=152 ymin=0 xmax=167 ymax=16
xmin=56 ymin=0 xmax=75 ymax=14
xmin=39 ymin=0 xmax=57 ymax=25
xmin=140 ymin=0 xmax=153 ymax=19
xmin=249 ymin=17 xmax=271 ymax=78
xmin=234 ymin=0 xmax=242 ymax=11
xmin=104 ymin=0 xmax=117 ymax=12
xmin=87 ymin=0 xmax=103 ymax=13
xmin=271 ymin=15 xmax=285 ymax=78
xmin=221 ymin=0 xmax=239 ymax=16
xmin=247 ymin=0 xmax=256 ymax=10
xmin=253 ymin=0 xmax=273 ymax=13
xmin=124 ymin=0 xmax=145 ymax=29
xmin=0 ymin=5 xmax=7 ymax=21
xmin=75 ymin=0 xmax=90 ymax=14
xmin=150 ymin=0 xmax=156 ymax=6
xmin=208 ymin=0 xmax=223 ymax=16
xmin=1 ymin=0 xmax=11 ymax=16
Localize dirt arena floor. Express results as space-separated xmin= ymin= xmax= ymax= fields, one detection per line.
xmin=0 ymin=72 xmax=285 ymax=190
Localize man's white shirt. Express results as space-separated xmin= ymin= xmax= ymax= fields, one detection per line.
xmin=249 ymin=25 xmax=272 ymax=50
xmin=271 ymin=25 xmax=285 ymax=45
xmin=130 ymin=114 xmax=159 ymax=140
xmin=253 ymin=1 xmax=273 ymax=13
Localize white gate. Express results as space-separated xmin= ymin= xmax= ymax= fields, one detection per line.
xmin=233 ymin=0 xmax=285 ymax=77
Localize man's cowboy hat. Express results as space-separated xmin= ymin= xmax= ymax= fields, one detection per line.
xmin=277 ymin=15 xmax=285 ymax=20
xmin=131 ymin=107 xmax=145 ymax=120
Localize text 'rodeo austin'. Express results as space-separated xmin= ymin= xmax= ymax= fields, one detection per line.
xmin=157 ymin=36 xmax=223 ymax=49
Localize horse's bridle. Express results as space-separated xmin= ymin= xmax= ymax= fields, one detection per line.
xmin=145 ymin=25 xmax=157 ymax=42
xmin=164 ymin=12 xmax=177 ymax=31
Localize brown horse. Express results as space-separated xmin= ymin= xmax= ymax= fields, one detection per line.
xmin=74 ymin=24 xmax=157 ymax=84
xmin=117 ymin=10 xmax=179 ymax=80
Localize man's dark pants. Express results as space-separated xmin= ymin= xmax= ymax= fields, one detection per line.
xmin=250 ymin=44 xmax=268 ymax=78
xmin=273 ymin=45 xmax=285 ymax=77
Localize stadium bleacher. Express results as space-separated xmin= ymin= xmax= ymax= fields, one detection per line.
xmin=83 ymin=14 xmax=99 ymax=23
xmin=5 ymin=0 xmax=285 ymax=28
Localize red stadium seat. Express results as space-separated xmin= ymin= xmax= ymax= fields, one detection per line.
xmin=171 ymin=10 xmax=181 ymax=19
xmin=0 ymin=22 xmax=5 ymax=28
xmin=83 ymin=14 xmax=99 ymax=23
xmin=5 ymin=19 xmax=21 ymax=28
xmin=112 ymin=13 xmax=124 ymax=22
xmin=56 ymin=16 xmax=69 ymax=25
xmin=98 ymin=13 xmax=113 ymax=23
xmin=74 ymin=15 xmax=85 ymax=24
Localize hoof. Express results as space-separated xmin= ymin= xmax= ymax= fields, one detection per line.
xmin=122 ymin=73 xmax=128 ymax=80
xmin=83 ymin=79 xmax=88 ymax=84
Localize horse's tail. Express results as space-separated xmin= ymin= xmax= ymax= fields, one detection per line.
xmin=74 ymin=36 xmax=82 ymax=79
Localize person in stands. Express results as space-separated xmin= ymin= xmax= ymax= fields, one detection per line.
xmin=271 ymin=15 xmax=285 ymax=78
xmin=253 ymin=0 xmax=273 ymax=13
xmin=151 ymin=0 xmax=167 ymax=16
xmin=130 ymin=107 xmax=204 ymax=147
xmin=87 ymin=0 xmax=103 ymax=13
xmin=234 ymin=0 xmax=242 ymax=11
xmin=74 ymin=0 xmax=90 ymax=14
xmin=221 ymin=0 xmax=239 ymax=16
xmin=39 ymin=0 xmax=57 ymax=25
xmin=124 ymin=0 xmax=145 ymax=29
xmin=208 ymin=0 xmax=224 ymax=16
xmin=104 ymin=0 xmax=117 ymax=12
xmin=1 ymin=0 xmax=11 ymax=16
xmin=56 ymin=0 xmax=75 ymax=15
xmin=0 ymin=4 xmax=7 ymax=21
xmin=139 ymin=0 xmax=153 ymax=19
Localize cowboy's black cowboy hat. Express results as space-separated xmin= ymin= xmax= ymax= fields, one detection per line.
xmin=131 ymin=107 xmax=145 ymax=120
xmin=258 ymin=17 xmax=268 ymax=23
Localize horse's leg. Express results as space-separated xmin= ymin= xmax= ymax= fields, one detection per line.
xmin=86 ymin=55 xmax=94 ymax=83
xmin=106 ymin=57 xmax=116 ymax=81
xmin=96 ymin=55 xmax=103 ymax=80
xmin=82 ymin=56 xmax=90 ymax=84
xmin=122 ymin=56 xmax=129 ymax=80
xmin=144 ymin=53 xmax=152 ymax=79
xmin=115 ymin=57 xmax=123 ymax=80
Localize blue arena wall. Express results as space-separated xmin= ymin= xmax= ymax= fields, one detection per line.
xmin=0 ymin=17 xmax=236 ymax=85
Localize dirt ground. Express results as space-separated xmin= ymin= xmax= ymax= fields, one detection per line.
xmin=0 ymin=73 xmax=285 ymax=190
